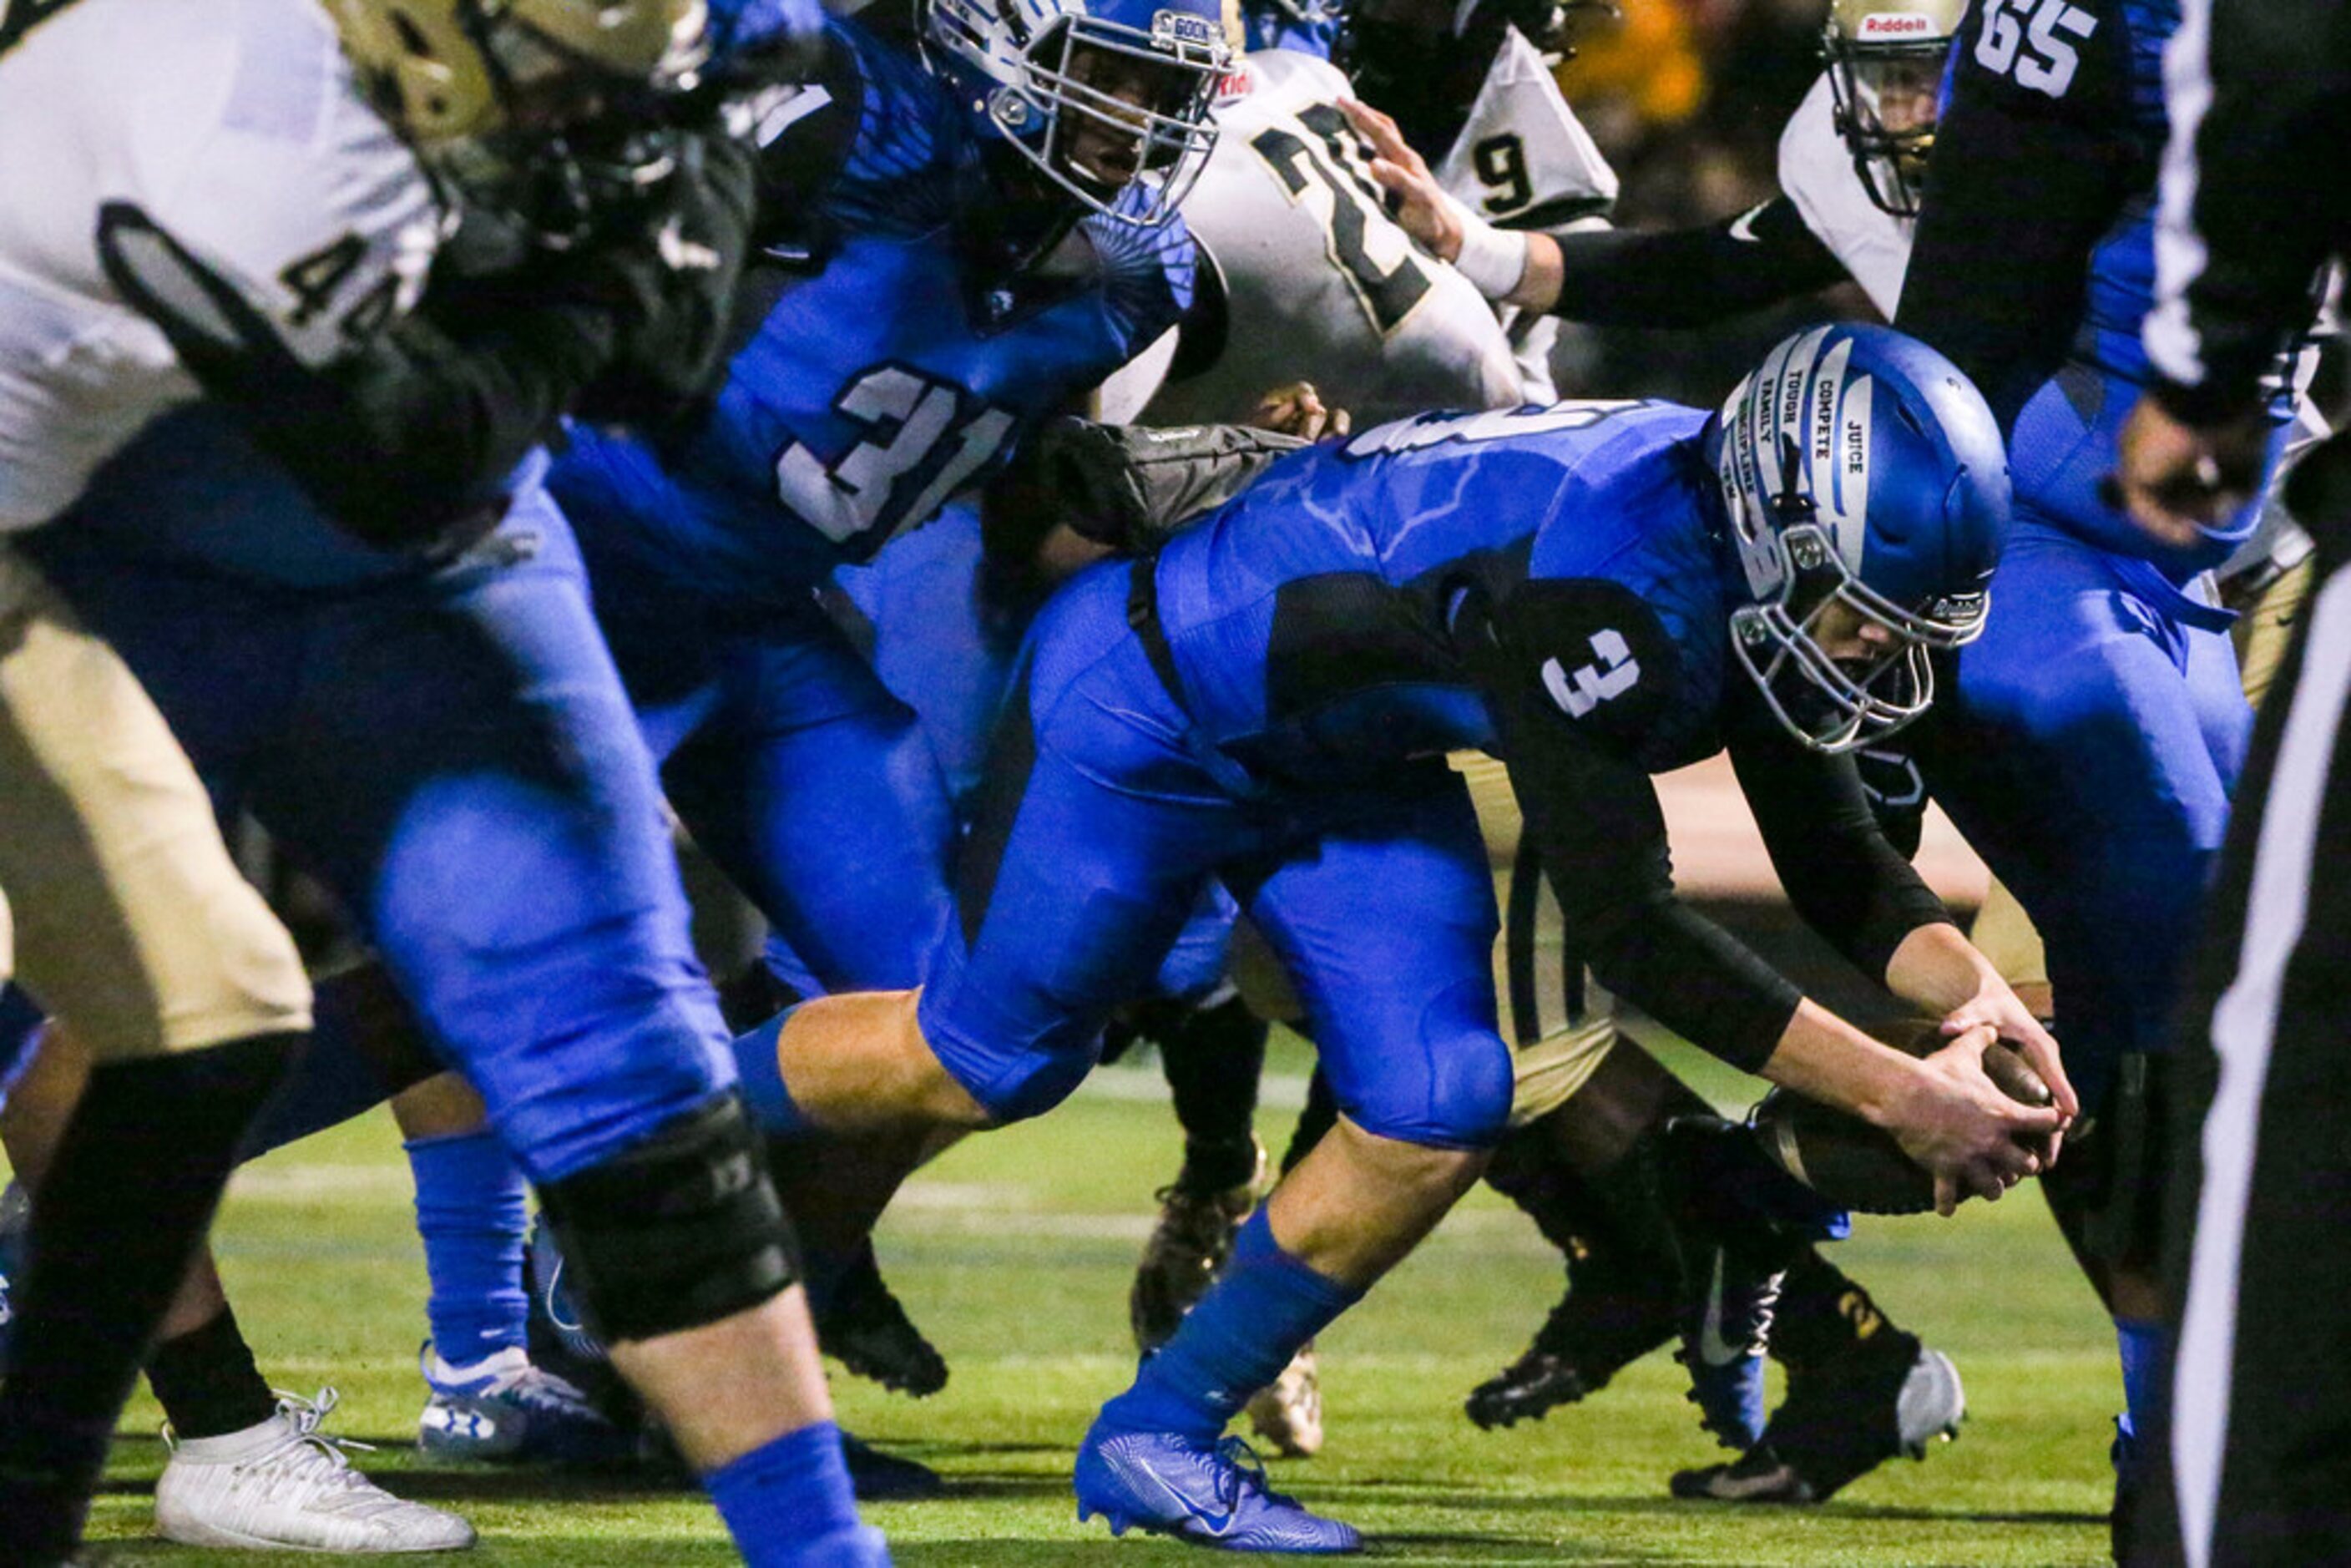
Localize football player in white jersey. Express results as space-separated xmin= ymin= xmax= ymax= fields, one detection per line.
xmin=1347 ymin=0 xmax=1944 ymax=328
xmin=0 ymin=2 xmax=891 ymax=1563
xmin=1106 ymin=0 xmax=1615 ymax=427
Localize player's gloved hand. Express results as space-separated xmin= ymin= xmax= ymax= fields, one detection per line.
xmin=1885 ymin=1024 xmax=2066 ymax=1216
xmin=1250 ymin=382 xmax=1351 ymax=441
xmin=569 ymin=127 xmax=759 ymax=428
xmin=1339 ymin=96 xmax=1528 ymax=301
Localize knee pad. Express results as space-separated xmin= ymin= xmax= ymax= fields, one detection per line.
xmin=534 ymin=1093 xmax=799 ymax=1345
xmin=956 ymin=1031 xmax=1101 ymax=1125
xmin=915 ymin=987 xmax=1101 ymax=1126
xmin=1342 ymin=1014 xmax=1514 ymax=1151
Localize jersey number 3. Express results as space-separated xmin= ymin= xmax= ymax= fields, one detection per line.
xmin=774 ymin=367 xmax=1016 ymax=551
xmin=1543 ymin=630 xmax=1641 ymax=719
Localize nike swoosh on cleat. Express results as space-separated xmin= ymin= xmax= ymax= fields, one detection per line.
xmin=1695 ymin=1252 xmax=1751 ymax=1368
xmin=1727 ymin=205 xmax=1767 ymax=244
xmin=1112 ymin=1447 xmax=1238 ymax=1536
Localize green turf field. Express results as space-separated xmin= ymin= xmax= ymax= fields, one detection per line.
xmin=76 ymin=1036 xmax=2117 ymax=1566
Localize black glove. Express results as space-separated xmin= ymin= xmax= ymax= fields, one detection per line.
xmin=983 ymin=416 xmax=1309 ymax=563
xmin=569 ymin=128 xmax=760 ymax=429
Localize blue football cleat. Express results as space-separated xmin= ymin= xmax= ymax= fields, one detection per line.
xmin=1676 ymin=1240 xmax=1777 ymax=1449
xmin=1074 ymin=1421 xmax=1362 ymax=1554
xmin=418 ymin=1343 xmax=636 ymax=1464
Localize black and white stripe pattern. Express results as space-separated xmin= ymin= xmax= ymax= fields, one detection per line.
xmin=2146 ymin=0 xmax=2216 ymax=390
xmin=2172 ymin=558 xmax=2351 ymax=1568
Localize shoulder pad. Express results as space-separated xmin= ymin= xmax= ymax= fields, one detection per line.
xmin=1775 ymin=73 xmax=1910 ymax=317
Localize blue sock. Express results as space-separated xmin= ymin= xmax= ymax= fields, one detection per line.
xmin=705 ymin=1421 xmax=873 ymax=1566
xmin=731 ymin=1007 xmax=813 ymax=1139
xmin=405 ymin=1128 xmax=529 ymax=1366
xmin=1100 ymin=1208 xmax=1362 ymax=1442
xmin=2114 ymin=1315 xmax=2166 ymax=1466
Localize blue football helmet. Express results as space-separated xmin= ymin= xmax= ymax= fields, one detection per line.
xmin=1711 ymin=323 xmax=2009 ymax=754
xmin=923 ymin=0 xmax=1231 ymax=226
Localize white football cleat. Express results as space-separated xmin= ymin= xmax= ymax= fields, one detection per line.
xmin=156 ymin=1388 xmax=477 ymax=1553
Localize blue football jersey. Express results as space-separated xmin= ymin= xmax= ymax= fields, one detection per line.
xmin=1138 ymin=399 xmax=1734 ymax=783
xmin=553 ymin=16 xmax=1196 ymax=601
xmin=2068 ymin=0 xmax=2173 ymax=387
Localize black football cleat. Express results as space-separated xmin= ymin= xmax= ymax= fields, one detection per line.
xmin=1669 ymin=1444 xmax=1815 ymax=1504
xmin=1671 ymin=1330 xmax=1964 ymax=1504
xmin=814 ymin=1240 xmax=948 ymax=1398
xmin=1465 ymin=1241 xmax=1678 ymax=1430
xmin=840 ymin=1430 xmax=945 ymax=1501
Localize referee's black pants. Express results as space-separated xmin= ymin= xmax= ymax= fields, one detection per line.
xmin=2138 ymin=443 xmax=2351 ymax=1568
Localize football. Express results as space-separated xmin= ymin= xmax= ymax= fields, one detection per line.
xmin=1748 ymin=1019 xmax=2055 ymax=1215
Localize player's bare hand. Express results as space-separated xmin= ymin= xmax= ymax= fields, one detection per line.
xmin=1337 ymin=97 xmax=1462 ymax=262
xmin=1888 ymin=1024 xmax=2065 ymax=1216
xmin=2110 ymin=395 xmax=2268 ymax=549
xmin=1251 ymin=382 xmax=1351 ymax=441
xmin=1940 ymin=991 xmax=2078 ymax=1160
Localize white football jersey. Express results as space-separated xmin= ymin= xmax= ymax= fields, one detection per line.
xmin=0 ymin=0 xmax=442 ymax=532
xmin=1117 ymin=49 xmax=1526 ymax=428
xmin=1433 ymin=26 xmax=1618 ymax=402
xmin=1777 ymin=72 xmax=1913 ymax=320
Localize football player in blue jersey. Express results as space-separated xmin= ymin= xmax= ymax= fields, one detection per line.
xmin=1888 ymin=0 xmax=2319 ymax=1527
xmin=536 ymin=0 xmax=1227 ymax=1387
xmin=165 ymin=0 xmax=1232 ymax=1456
xmin=736 ymin=323 xmax=2075 ymax=1550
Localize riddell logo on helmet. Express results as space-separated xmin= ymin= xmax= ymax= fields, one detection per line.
xmin=1858 ymin=13 xmax=1936 ymax=37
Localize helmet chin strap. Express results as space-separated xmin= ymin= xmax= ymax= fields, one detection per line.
xmin=1772 ymin=433 xmax=1817 ymax=530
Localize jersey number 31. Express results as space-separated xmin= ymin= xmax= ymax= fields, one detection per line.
xmin=774 ymin=367 xmax=1016 ymax=553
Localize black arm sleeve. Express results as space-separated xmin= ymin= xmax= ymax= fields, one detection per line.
xmin=1546 ymin=197 xmax=1848 ymax=328
xmin=1727 ymin=706 xmax=1954 ymax=983
xmin=1459 ymin=583 xmax=1802 ymax=1072
xmin=94 ymin=201 xmax=618 ymax=550
xmin=316 ymin=299 xmax=619 ymax=543
xmin=1892 ymin=0 xmax=2137 ymax=431
xmin=2147 ymin=0 xmax=2351 ymax=424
